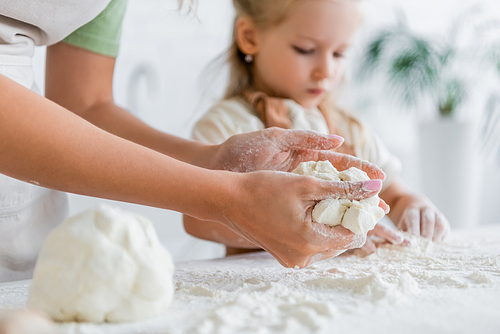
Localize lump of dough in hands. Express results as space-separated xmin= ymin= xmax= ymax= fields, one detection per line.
xmin=312 ymin=198 xmax=350 ymax=227
xmin=292 ymin=160 xmax=340 ymax=181
xmin=27 ymin=205 xmax=174 ymax=323
xmin=292 ymin=161 xmax=385 ymax=234
xmin=339 ymin=167 xmax=371 ymax=182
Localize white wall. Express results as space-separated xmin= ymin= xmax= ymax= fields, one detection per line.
xmin=32 ymin=0 xmax=500 ymax=261
xmin=349 ymin=0 xmax=500 ymax=226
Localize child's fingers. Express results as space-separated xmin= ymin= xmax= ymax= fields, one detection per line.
xmin=404 ymin=208 xmax=421 ymax=236
xmin=361 ymin=238 xmax=377 ymax=254
xmin=420 ymin=207 xmax=436 ymax=240
xmin=433 ymin=212 xmax=450 ymax=242
xmin=369 ymin=222 xmax=404 ymax=245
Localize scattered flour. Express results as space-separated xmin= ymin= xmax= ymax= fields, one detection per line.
xmin=292 ymin=161 xmax=385 ymax=234
xmin=1 ymin=227 xmax=500 ymax=333
xmin=170 ymin=231 xmax=500 ymax=334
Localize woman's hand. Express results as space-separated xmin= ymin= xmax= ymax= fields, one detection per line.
xmin=209 ymin=127 xmax=386 ymax=180
xmin=217 ymin=170 xmax=385 ymax=268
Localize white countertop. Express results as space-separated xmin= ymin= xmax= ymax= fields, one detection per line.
xmin=1 ymin=225 xmax=500 ymax=334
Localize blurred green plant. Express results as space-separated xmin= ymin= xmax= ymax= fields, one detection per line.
xmin=357 ymin=10 xmax=498 ymax=118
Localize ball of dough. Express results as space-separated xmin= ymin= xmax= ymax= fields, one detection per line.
xmin=292 ymin=160 xmax=341 ymax=181
xmin=27 ymin=205 xmax=174 ymax=323
xmin=292 ymin=161 xmax=385 ymax=234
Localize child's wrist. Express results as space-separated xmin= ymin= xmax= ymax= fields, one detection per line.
xmin=190 ymin=142 xmax=220 ymax=169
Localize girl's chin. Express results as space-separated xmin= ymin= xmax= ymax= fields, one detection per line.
xmin=295 ymin=99 xmax=321 ymax=109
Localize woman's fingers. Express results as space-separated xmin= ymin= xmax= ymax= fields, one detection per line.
xmin=294 ymin=150 xmax=386 ymax=181
xmin=303 ymin=218 xmax=362 ymax=252
xmin=309 ymin=178 xmax=383 ymax=202
xmin=379 ymin=199 xmax=390 ymax=214
xmin=327 ymin=152 xmax=386 ymax=181
xmin=269 ymin=128 xmax=345 ymax=151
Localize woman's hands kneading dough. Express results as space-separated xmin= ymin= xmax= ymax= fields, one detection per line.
xmin=217 ymin=170 xmax=384 ymax=268
xmin=197 ymin=128 xmax=386 ymax=268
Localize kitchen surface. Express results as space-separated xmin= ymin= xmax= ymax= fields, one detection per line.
xmin=1 ymin=225 xmax=499 ymax=333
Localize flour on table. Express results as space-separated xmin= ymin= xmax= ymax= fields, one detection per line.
xmin=2 ymin=228 xmax=500 ymax=333
xmin=27 ymin=205 xmax=174 ymax=323
xmin=292 ymin=161 xmax=385 ymax=234
xmin=171 ymin=232 xmax=500 ymax=334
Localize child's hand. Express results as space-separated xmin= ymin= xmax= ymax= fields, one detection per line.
xmin=343 ymin=220 xmax=405 ymax=257
xmin=360 ymin=221 xmax=405 ymax=255
xmin=389 ymin=194 xmax=450 ymax=242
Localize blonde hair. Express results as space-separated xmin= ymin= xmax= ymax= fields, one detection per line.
xmin=224 ymin=0 xmax=296 ymax=99
xmin=224 ymin=0 xmax=367 ymax=156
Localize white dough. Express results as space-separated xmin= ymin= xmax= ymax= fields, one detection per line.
xmin=292 ymin=161 xmax=385 ymax=234
xmin=27 ymin=205 xmax=174 ymax=323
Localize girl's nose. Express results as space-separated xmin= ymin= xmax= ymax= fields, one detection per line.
xmin=312 ymin=56 xmax=337 ymax=81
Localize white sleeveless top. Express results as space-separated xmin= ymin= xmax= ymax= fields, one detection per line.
xmin=0 ymin=0 xmax=111 ymax=282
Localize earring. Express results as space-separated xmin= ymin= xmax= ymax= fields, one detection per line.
xmin=244 ymin=54 xmax=254 ymax=63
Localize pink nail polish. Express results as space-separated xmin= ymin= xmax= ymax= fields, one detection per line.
xmin=362 ymin=179 xmax=382 ymax=191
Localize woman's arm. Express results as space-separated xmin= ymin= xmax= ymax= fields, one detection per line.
xmin=0 ymin=72 xmax=226 ymax=220
xmin=2 ymin=72 xmax=385 ymax=268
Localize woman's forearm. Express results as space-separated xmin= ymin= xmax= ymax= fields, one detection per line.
xmin=0 ymin=75 xmax=230 ymax=222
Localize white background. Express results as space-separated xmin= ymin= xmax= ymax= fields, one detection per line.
xmin=32 ymin=0 xmax=500 ymax=261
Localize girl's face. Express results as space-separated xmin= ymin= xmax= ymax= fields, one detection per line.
xmin=252 ymin=0 xmax=362 ymax=108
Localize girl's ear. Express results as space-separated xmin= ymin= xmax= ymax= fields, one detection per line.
xmin=236 ymin=16 xmax=259 ymax=56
